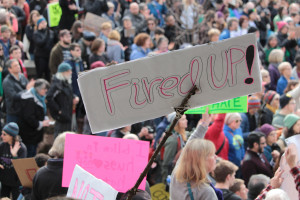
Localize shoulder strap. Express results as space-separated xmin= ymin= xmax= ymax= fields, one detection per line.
xmin=216 ymin=137 xmax=225 ymax=155
xmin=187 ymin=183 xmax=194 ymax=200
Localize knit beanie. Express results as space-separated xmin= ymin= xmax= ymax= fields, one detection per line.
xmin=3 ymin=122 xmax=19 ymax=137
xmin=58 ymin=62 xmax=72 ymax=72
xmin=1 ymin=25 xmax=9 ymax=33
xmin=276 ymin=21 xmax=288 ymax=31
xmin=37 ymin=17 xmax=46 ymax=28
xmin=284 ymin=114 xmax=300 ymax=129
xmin=280 ymin=94 xmax=292 ymax=109
xmin=263 ymin=90 xmax=277 ymax=105
xmin=248 ymin=96 xmax=261 ymax=110
xmin=259 ymin=124 xmax=275 ymax=137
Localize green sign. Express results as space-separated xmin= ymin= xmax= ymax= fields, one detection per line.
xmin=48 ymin=2 xmax=62 ymax=27
xmin=185 ymin=96 xmax=248 ymax=114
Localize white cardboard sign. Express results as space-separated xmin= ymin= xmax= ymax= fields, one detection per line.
xmin=280 ymin=135 xmax=300 ymax=200
xmin=67 ymin=165 xmax=118 ymax=200
xmin=78 ymin=34 xmax=262 ymax=133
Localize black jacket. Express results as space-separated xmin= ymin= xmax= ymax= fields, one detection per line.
xmin=46 ymin=75 xmax=73 ymax=123
xmin=2 ymin=73 xmax=28 ymax=115
xmin=259 ymin=105 xmax=274 ymax=126
xmin=83 ymin=0 xmax=108 ymax=16
xmin=59 ymin=0 xmax=78 ymax=30
xmin=29 ymin=0 xmax=47 ymax=14
xmin=18 ymin=90 xmax=46 ymax=145
xmin=33 ymin=28 xmax=56 ymax=58
xmin=0 ymin=142 xmax=27 ymax=187
xmin=31 ymin=158 xmax=68 ymax=200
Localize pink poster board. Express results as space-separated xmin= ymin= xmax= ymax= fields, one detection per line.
xmin=63 ymin=134 xmax=149 ymax=192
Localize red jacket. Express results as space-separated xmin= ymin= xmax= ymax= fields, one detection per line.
xmin=204 ymin=114 xmax=229 ymax=160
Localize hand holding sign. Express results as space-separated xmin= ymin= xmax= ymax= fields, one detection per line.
xmin=285 ymin=144 xmax=298 ymax=169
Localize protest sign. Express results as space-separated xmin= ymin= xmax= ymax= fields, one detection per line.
xmin=280 ymin=135 xmax=300 ymax=200
xmin=78 ymin=34 xmax=262 ymax=133
xmin=185 ymin=96 xmax=248 ymax=114
xmin=12 ymin=158 xmax=39 ymax=188
xmin=150 ymin=183 xmax=169 ymax=200
xmin=47 ymin=2 xmax=62 ymax=27
xmin=63 ymin=134 xmax=149 ymax=192
xmin=83 ymin=12 xmax=110 ymax=36
xmin=67 ymin=165 xmax=118 ymax=200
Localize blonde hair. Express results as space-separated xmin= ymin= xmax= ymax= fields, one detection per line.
xmin=208 ymin=28 xmax=220 ymax=39
xmin=48 ymin=132 xmax=75 ymax=158
xmin=268 ymin=49 xmax=284 ymax=63
xmin=261 ymin=69 xmax=269 ymax=77
xmin=278 ymin=61 xmax=292 ymax=74
xmin=108 ymin=30 xmax=121 ymax=41
xmin=174 ymin=139 xmax=215 ymax=186
xmin=225 ymin=113 xmax=241 ymax=125
xmin=101 ymin=22 xmax=112 ymax=30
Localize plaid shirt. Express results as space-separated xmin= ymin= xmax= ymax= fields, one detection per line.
xmin=255 ymin=166 xmax=300 ymax=200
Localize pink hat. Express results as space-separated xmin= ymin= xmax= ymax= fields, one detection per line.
xmin=276 ymin=21 xmax=288 ymax=31
xmin=91 ymin=61 xmax=106 ymax=69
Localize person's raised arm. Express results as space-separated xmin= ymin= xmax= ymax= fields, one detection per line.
xmin=187 ymin=107 xmax=210 ymax=143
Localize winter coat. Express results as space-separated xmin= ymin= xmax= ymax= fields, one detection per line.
xmin=65 ymin=58 xmax=84 ymax=97
xmin=241 ymin=150 xmax=273 ymax=186
xmin=49 ymin=43 xmax=70 ymax=74
xmin=83 ymin=0 xmax=108 ymax=16
xmin=259 ymin=104 xmax=275 ymax=126
xmin=204 ymin=114 xmax=229 ymax=160
xmin=59 ymin=0 xmax=78 ymax=30
xmin=107 ymin=40 xmax=125 ymax=63
xmin=2 ymin=73 xmax=28 ymax=115
xmin=89 ymin=53 xmax=111 ymax=65
xmin=130 ymin=44 xmax=151 ymax=60
xmin=268 ymin=63 xmax=280 ymax=91
xmin=0 ymin=142 xmax=27 ymax=187
xmin=31 ymin=158 xmax=68 ymax=200
xmin=46 ymin=75 xmax=73 ymax=123
xmin=124 ymin=13 xmax=146 ymax=33
xmin=33 ymin=28 xmax=55 ymax=58
xmin=223 ymin=125 xmax=245 ymax=167
xmin=18 ymin=90 xmax=46 ymax=145
xmin=25 ymin=24 xmax=35 ymax=54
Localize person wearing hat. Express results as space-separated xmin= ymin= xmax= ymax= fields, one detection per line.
xmin=0 ymin=122 xmax=27 ymax=200
xmin=259 ymin=124 xmax=280 ymax=163
xmin=78 ymin=31 xmax=96 ymax=70
xmin=46 ymin=62 xmax=79 ymax=137
xmin=259 ymin=90 xmax=280 ymax=126
xmin=33 ymin=16 xmax=55 ymax=81
xmin=0 ymin=25 xmax=11 ymax=58
xmin=272 ymin=94 xmax=296 ymax=129
xmin=240 ymin=96 xmax=261 ymax=149
xmin=277 ymin=114 xmax=300 ymax=152
xmin=276 ymin=21 xmax=289 ymax=46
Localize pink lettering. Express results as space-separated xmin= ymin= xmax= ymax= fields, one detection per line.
xmin=229 ymin=48 xmax=245 ymax=85
xmin=158 ymin=76 xmax=180 ymax=98
xmin=90 ymin=188 xmax=104 ymax=200
xmin=80 ymin=184 xmax=90 ymax=200
xmin=178 ymin=57 xmax=202 ymax=95
xmin=71 ymin=178 xmax=78 ymax=198
xmin=101 ymin=70 xmax=131 ymax=115
xmin=129 ymin=79 xmax=147 ymax=109
xmin=142 ymin=77 xmax=163 ymax=103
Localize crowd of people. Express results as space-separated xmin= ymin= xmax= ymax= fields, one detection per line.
xmin=0 ymin=0 xmax=299 ymax=199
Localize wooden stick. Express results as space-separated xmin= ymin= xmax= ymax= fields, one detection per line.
xmin=125 ymin=85 xmax=198 ymax=200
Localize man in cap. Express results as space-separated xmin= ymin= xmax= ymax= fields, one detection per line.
xmin=46 ymin=63 xmax=79 ymax=137
xmin=78 ymin=31 xmax=96 ymax=69
xmin=272 ymin=94 xmax=296 ymax=128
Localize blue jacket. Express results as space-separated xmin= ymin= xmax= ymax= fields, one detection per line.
xmin=154 ymin=117 xmax=169 ymax=149
xmin=224 ymin=124 xmax=245 ymax=167
xmin=147 ymin=0 xmax=167 ymax=27
xmin=0 ymin=39 xmax=10 ymax=58
xmin=264 ymin=145 xmax=272 ymax=163
xmin=277 ymin=76 xmax=295 ymax=95
xmin=65 ymin=59 xmax=84 ymax=97
xmin=219 ymin=29 xmax=230 ymax=41
xmin=130 ymin=44 xmax=152 ymax=60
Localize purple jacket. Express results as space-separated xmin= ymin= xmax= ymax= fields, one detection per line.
xmin=268 ymin=63 xmax=280 ymax=91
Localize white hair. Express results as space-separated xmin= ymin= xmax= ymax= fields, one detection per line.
xmin=265 ymin=189 xmax=290 ymax=200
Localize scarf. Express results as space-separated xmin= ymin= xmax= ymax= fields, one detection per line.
xmin=266 ymin=104 xmax=277 ymax=114
xmin=31 ymin=88 xmax=47 ymax=115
